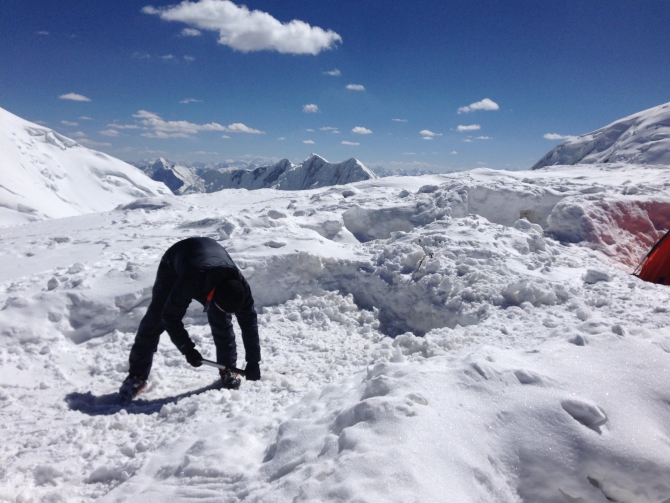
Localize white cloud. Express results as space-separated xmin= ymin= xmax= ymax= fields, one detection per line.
xmin=132 ymin=110 xmax=264 ymax=137
xmin=323 ymin=69 xmax=341 ymax=76
xmin=342 ymin=141 xmax=359 ymax=146
xmin=225 ymin=123 xmax=264 ymax=134
xmin=161 ymin=54 xmax=176 ymax=60
xmin=457 ymin=98 xmax=499 ymax=114
xmin=422 ymin=136 xmax=433 ymax=141
xmin=71 ymin=131 xmax=87 ymax=138
xmin=184 ymin=55 xmax=196 ymax=61
xmin=306 ymin=128 xmax=315 ymax=132
xmin=142 ymin=0 xmax=341 ymax=55
xmin=476 ymin=136 xmax=492 ymax=140
xmin=303 ymin=104 xmax=319 ymax=113
xmin=61 ymin=120 xmax=78 ymax=126
xmin=352 ymin=126 xmax=372 ymax=134
xmin=79 ymin=116 xmax=92 ymax=120
xmin=320 ymin=127 xmax=339 ymax=132
xmin=404 ymin=152 xmax=416 ymax=155
xmin=222 ymin=135 xmax=231 ymax=139
xmin=36 ymin=31 xmax=50 ymax=36
xmin=133 ymin=51 xmax=151 ymax=59
xmin=99 ymin=129 xmax=120 ymax=137
xmin=191 ymin=150 xmax=218 ymax=155
xmin=463 ymin=139 xmax=474 ymax=143
xmin=392 ymin=118 xmax=408 ymax=123
xmin=278 ymin=137 xmax=286 ymax=140
xmin=107 ymin=123 xmax=140 ymax=129
xmin=59 ymin=93 xmax=91 ymax=102
xmin=143 ymin=131 xmax=192 ymax=139
xmin=457 ymin=124 xmax=481 ymax=132
xmin=544 ymin=133 xmax=576 ymax=141
xmin=450 ymin=151 xmax=458 ymax=154
xmin=303 ymin=140 xmax=315 ymax=144
xmin=420 ymin=130 xmax=442 ymax=137
xmin=79 ymin=139 xmax=112 ymax=148
xmin=180 ymin=98 xmax=203 ymax=104
xmin=346 ymin=84 xmax=365 ymax=91
xmin=182 ymin=27 xmax=201 ymax=36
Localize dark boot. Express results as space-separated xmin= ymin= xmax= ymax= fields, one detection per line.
xmin=119 ymin=374 xmax=148 ymax=404
xmin=219 ymin=369 xmax=241 ymax=390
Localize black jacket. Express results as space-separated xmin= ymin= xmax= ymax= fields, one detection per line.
xmin=160 ymin=237 xmax=260 ymax=362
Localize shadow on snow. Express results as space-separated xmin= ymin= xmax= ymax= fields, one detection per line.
xmin=65 ymin=381 xmax=222 ymax=416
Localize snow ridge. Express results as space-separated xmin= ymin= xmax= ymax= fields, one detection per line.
xmin=532 ymin=101 xmax=670 ymax=169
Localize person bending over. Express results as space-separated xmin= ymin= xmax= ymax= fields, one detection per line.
xmin=120 ymin=237 xmax=261 ymax=402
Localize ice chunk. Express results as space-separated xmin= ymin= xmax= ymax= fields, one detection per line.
xmin=584 ymin=269 xmax=613 ymax=284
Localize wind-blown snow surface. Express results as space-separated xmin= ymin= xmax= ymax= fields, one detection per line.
xmin=0 ymin=106 xmax=170 ymax=226
xmin=1 ymin=164 xmax=670 ymax=502
xmin=532 ymin=102 xmax=670 ymax=169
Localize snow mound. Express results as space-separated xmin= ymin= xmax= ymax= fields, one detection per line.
xmin=0 ymin=106 xmax=170 ymax=226
xmin=532 ymin=101 xmax=670 ymax=168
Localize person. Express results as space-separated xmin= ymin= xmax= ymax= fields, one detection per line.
xmin=119 ymin=237 xmax=261 ymax=402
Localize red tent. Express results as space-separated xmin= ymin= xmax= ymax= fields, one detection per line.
xmin=635 ymin=230 xmax=670 ymax=285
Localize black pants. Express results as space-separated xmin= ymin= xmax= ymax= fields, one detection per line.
xmin=128 ymin=260 xmax=238 ymax=376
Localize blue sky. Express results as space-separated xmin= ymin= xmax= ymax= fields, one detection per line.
xmin=1 ymin=0 xmax=669 ymax=172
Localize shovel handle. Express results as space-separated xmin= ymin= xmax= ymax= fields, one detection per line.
xmin=201 ymin=358 xmax=247 ymax=377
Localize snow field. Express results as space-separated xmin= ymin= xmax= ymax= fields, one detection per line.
xmin=1 ymin=164 xmax=670 ymax=501
xmin=1 ymin=292 xmax=383 ymax=503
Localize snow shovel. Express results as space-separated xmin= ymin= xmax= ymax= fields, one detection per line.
xmin=201 ymin=358 xmax=247 ymax=377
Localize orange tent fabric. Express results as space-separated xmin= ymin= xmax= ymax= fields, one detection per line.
xmin=636 ymin=230 xmax=670 ymax=285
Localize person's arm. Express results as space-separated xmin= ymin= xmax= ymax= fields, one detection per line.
xmin=161 ymin=276 xmax=197 ymax=354
xmin=234 ymin=281 xmax=261 ymax=363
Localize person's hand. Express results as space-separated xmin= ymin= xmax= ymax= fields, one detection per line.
xmin=245 ymin=362 xmax=261 ymax=381
xmin=184 ymin=347 xmax=203 ymax=367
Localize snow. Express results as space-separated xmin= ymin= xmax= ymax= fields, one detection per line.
xmin=1 ymin=107 xmax=670 ymax=501
xmin=0 ymin=106 xmax=170 ymax=227
xmin=532 ymin=101 xmax=670 ymax=168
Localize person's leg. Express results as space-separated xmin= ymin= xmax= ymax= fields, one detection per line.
xmin=128 ymin=261 xmax=177 ymax=376
xmin=208 ymin=308 xmax=237 ymax=368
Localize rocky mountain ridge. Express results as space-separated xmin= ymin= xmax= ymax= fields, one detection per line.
xmin=135 ymin=154 xmax=377 ymax=194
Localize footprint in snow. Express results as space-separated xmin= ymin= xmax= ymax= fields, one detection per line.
xmin=514 ymin=369 xmax=543 ymax=385
xmin=561 ymin=399 xmax=608 ymax=433
xmin=568 ymin=334 xmax=587 ymax=346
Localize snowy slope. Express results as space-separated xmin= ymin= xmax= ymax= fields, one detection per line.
xmin=0 ymin=106 xmax=170 ymax=226
xmin=1 ymin=164 xmax=670 ymax=502
xmin=532 ymin=101 xmax=670 ymax=169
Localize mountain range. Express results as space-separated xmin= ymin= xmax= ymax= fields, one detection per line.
xmin=134 ymin=155 xmax=378 ymax=194
xmin=3 ymin=101 xmax=670 ymax=226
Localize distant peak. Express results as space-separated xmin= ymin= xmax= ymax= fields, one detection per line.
xmin=304 ymin=153 xmax=328 ymax=163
